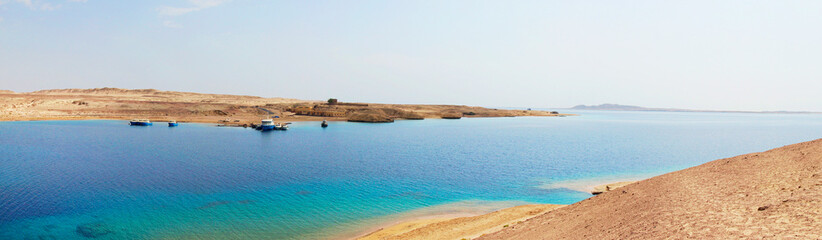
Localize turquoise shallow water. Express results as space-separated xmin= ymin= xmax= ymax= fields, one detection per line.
xmin=1 ymin=111 xmax=822 ymax=239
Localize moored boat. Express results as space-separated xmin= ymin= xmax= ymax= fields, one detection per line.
xmin=260 ymin=119 xmax=276 ymax=131
xmin=274 ymin=122 xmax=290 ymax=130
xmin=168 ymin=120 xmax=178 ymax=127
xmin=129 ymin=119 xmax=152 ymax=126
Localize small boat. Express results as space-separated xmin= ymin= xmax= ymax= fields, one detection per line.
xmin=260 ymin=119 xmax=276 ymax=131
xmin=274 ymin=122 xmax=290 ymax=130
xmin=129 ymin=119 xmax=152 ymax=126
xmin=321 ymin=120 xmax=328 ymax=128
xmin=168 ymin=120 xmax=178 ymax=127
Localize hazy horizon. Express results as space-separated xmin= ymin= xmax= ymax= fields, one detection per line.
xmin=2 ymin=1 xmax=821 ymax=111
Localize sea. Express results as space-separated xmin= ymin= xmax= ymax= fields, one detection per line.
xmin=1 ymin=111 xmax=822 ymax=239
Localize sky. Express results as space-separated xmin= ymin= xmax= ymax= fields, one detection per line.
xmin=1 ymin=0 xmax=821 ymax=111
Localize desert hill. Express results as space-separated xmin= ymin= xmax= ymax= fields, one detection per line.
xmin=481 ymin=139 xmax=822 ymax=239
xmin=0 ymin=88 xmax=566 ymax=123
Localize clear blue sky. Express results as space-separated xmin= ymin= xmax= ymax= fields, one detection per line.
xmin=1 ymin=1 xmax=821 ymax=111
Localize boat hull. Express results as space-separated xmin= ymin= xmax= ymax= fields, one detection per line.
xmin=260 ymin=125 xmax=276 ymax=131
xmin=129 ymin=122 xmax=152 ymax=126
xmin=168 ymin=123 xmax=178 ymax=127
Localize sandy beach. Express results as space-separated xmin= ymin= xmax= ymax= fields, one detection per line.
xmin=349 ymin=178 xmax=637 ymax=240
xmin=355 ymin=204 xmax=563 ymax=240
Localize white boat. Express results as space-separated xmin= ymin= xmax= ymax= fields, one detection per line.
xmin=274 ymin=122 xmax=290 ymax=130
xmin=260 ymin=119 xmax=276 ymax=131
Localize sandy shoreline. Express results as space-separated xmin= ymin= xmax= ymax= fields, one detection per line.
xmin=350 ymin=203 xmax=564 ymax=240
xmin=323 ymin=200 xmax=529 ymax=239
xmin=346 ymin=177 xmax=642 ymax=240
xmin=347 ymin=213 xmax=478 ymax=240
xmin=354 ymin=138 xmax=822 ymax=239
xmin=538 ymin=175 xmax=648 ymax=193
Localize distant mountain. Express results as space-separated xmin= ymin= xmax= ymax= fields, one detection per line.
xmin=569 ymin=103 xmax=820 ymax=113
xmin=569 ymin=103 xmax=817 ymax=114
xmin=570 ymin=104 xmax=649 ymax=111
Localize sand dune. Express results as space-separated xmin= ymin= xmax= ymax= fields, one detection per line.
xmin=481 ymin=139 xmax=822 ymax=239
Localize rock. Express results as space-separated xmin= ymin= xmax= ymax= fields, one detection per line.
xmin=76 ymin=222 xmax=114 ymax=238
xmin=399 ymin=111 xmax=425 ymax=120
xmin=441 ymin=112 xmax=462 ymax=119
xmin=347 ymin=110 xmax=394 ymax=123
xmin=377 ymin=108 xmax=424 ymax=120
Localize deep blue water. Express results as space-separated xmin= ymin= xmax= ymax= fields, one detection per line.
xmin=1 ymin=111 xmax=822 ymax=239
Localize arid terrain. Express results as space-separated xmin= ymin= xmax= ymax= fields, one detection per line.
xmin=358 ymin=139 xmax=822 ymax=239
xmin=0 ymin=88 xmax=567 ymax=124
xmin=479 ymin=139 xmax=822 ymax=239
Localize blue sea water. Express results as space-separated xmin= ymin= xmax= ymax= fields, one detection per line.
xmin=1 ymin=111 xmax=822 ymax=239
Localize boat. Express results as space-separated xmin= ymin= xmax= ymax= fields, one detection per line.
xmin=321 ymin=120 xmax=328 ymax=128
xmin=260 ymin=119 xmax=276 ymax=131
xmin=129 ymin=119 xmax=152 ymax=126
xmin=274 ymin=122 xmax=290 ymax=130
xmin=168 ymin=120 xmax=178 ymax=127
